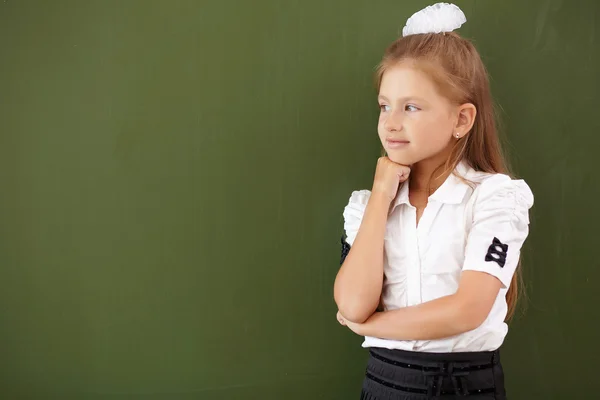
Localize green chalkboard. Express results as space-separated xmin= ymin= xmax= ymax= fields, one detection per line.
xmin=0 ymin=1 xmax=598 ymax=398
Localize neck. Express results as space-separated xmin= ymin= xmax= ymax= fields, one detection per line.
xmin=409 ymin=152 xmax=454 ymax=194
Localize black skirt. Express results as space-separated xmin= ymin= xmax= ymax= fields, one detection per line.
xmin=360 ymin=347 xmax=506 ymax=399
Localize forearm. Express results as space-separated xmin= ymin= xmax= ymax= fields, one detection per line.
xmin=334 ymin=192 xmax=390 ymax=323
xmin=357 ymin=294 xmax=478 ymax=340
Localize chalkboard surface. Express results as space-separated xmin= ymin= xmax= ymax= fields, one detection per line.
xmin=0 ymin=1 xmax=597 ymax=398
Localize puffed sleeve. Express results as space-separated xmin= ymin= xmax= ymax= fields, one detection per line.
xmin=342 ymin=190 xmax=371 ymax=245
xmin=462 ymin=175 xmax=534 ymax=288
xmin=340 ymin=190 xmax=371 ymax=264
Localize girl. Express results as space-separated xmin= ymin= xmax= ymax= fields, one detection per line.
xmin=334 ymin=3 xmax=534 ymax=399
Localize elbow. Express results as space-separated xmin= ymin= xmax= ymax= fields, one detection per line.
xmin=334 ymin=295 xmax=373 ymax=324
xmin=456 ymin=297 xmax=491 ymax=332
xmin=333 ymin=276 xmax=379 ymax=324
xmin=460 ymin=314 xmax=485 ymax=333
xmin=338 ymin=305 xmax=371 ymax=324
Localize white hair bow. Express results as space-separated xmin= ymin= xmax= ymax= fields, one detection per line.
xmin=402 ymin=3 xmax=467 ymax=37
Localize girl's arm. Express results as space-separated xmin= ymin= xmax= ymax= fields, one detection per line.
xmin=334 ymin=158 xmax=411 ymax=324
xmin=333 ymin=192 xmax=390 ymax=324
xmin=343 ymin=271 xmax=501 ymax=339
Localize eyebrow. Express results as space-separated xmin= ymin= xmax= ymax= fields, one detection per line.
xmin=378 ymin=94 xmax=428 ymax=103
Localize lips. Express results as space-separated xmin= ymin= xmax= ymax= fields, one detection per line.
xmin=386 ymin=138 xmax=410 ymax=149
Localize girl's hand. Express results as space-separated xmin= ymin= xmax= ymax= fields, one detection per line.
xmin=336 ymin=310 xmax=364 ymax=336
xmin=372 ymin=157 xmax=411 ymax=202
xmin=336 ymin=310 xmax=347 ymax=326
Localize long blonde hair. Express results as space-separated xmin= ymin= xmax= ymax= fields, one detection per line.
xmin=375 ymin=32 xmax=522 ymax=320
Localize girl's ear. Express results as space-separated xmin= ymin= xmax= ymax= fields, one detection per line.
xmin=455 ymin=103 xmax=477 ymax=138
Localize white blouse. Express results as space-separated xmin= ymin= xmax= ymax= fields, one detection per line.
xmin=342 ymin=161 xmax=534 ymax=352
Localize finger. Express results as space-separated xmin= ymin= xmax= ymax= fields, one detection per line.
xmin=398 ymin=167 xmax=411 ymax=181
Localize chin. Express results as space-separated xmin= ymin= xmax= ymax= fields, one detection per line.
xmin=386 ymin=153 xmax=417 ymax=166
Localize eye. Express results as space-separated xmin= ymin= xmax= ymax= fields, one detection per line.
xmin=405 ymin=104 xmax=420 ymax=112
xmin=379 ymin=104 xmax=391 ymax=112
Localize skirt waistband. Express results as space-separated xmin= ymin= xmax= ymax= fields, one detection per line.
xmin=369 ymin=347 xmax=500 ymax=369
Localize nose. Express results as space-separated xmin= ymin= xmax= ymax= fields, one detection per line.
xmin=383 ymin=109 xmax=403 ymax=132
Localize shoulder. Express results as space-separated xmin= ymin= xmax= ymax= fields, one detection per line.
xmin=345 ymin=189 xmax=371 ymax=207
xmin=468 ymin=172 xmax=534 ymax=223
xmin=342 ymin=190 xmax=371 ymax=244
xmin=343 ymin=189 xmax=371 ymax=220
xmin=474 ymin=173 xmax=533 ymax=205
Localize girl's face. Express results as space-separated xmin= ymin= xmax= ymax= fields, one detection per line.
xmin=377 ymin=63 xmax=458 ymax=166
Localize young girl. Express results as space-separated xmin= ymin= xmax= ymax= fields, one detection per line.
xmin=334 ymin=3 xmax=534 ymax=399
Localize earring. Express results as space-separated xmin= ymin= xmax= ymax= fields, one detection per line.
xmin=455 ymin=132 xmax=460 ymax=139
